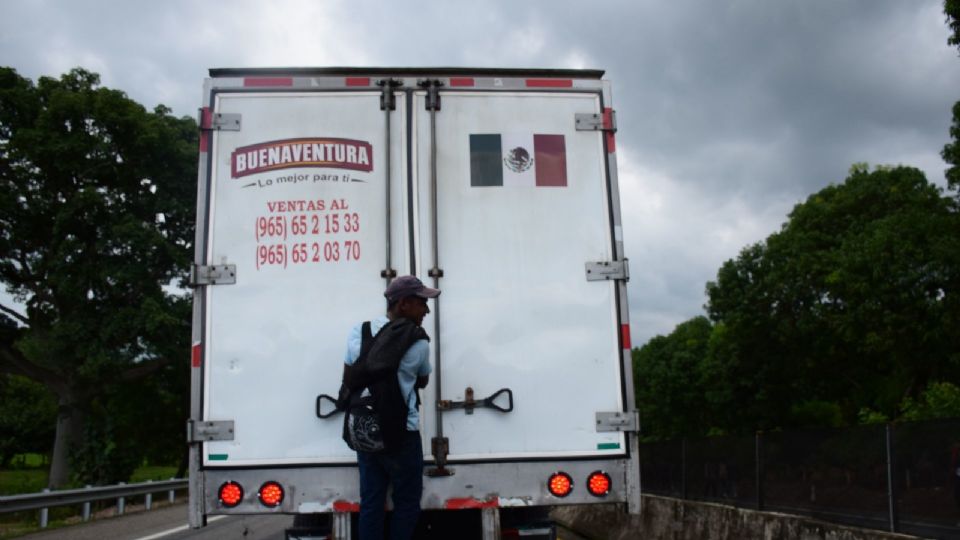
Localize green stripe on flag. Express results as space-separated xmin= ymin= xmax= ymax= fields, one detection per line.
xmin=597 ymin=443 xmax=621 ymax=450
xmin=208 ymin=454 xmax=229 ymax=461
xmin=470 ymin=134 xmax=503 ymax=187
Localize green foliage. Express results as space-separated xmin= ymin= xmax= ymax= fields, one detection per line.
xmin=789 ymin=400 xmax=844 ymax=428
xmin=900 ymin=381 xmax=960 ymax=420
xmin=700 ymin=166 xmax=960 ymax=433
xmin=856 ymin=407 xmax=889 ymax=425
xmin=0 ymin=468 xmax=48 ymax=496
xmin=0 ymin=375 xmax=56 ymax=466
xmin=943 ymin=2 xmax=960 ymax=193
xmin=946 ymin=0 xmax=960 ymax=52
xmin=633 ymin=316 xmax=714 ymax=439
xmin=69 ymin=408 xmax=141 ymax=486
xmin=0 ymin=66 xmax=196 ymax=485
xmin=943 ymin=101 xmax=960 ymax=193
xmin=129 ymin=465 xmax=178 ymax=483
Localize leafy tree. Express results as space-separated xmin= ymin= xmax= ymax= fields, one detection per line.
xmin=0 ymin=373 xmax=57 ymax=467
xmin=946 ymin=0 xmax=960 ymax=51
xmin=944 ymin=102 xmax=960 ymax=192
xmin=899 ymin=381 xmax=960 ymax=420
xmin=633 ymin=316 xmax=714 ymax=439
xmin=705 ymin=165 xmax=960 ymax=431
xmin=0 ymin=67 xmax=196 ymax=486
xmin=943 ymin=1 xmax=960 ymax=191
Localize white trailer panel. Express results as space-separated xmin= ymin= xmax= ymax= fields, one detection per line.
xmin=414 ymin=91 xmax=625 ymax=459
xmin=202 ymin=91 xmax=409 ymax=465
xmin=189 ymin=68 xmax=638 ymax=534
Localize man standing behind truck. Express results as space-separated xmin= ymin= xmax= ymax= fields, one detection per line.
xmin=343 ymin=275 xmax=439 ymax=539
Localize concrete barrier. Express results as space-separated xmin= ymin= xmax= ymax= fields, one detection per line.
xmin=550 ymin=495 xmax=922 ymax=540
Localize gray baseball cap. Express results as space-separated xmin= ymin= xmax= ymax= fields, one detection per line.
xmin=384 ymin=275 xmax=441 ymax=303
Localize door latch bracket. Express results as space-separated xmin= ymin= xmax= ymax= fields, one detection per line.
xmin=187 ymin=420 xmax=235 ymax=442
xmin=585 ymin=259 xmax=629 ymax=281
xmin=438 ymin=387 xmax=514 ymax=415
xmin=596 ymin=411 xmax=639 ymax=432
xmin=189 ymin=264 xmax=237 ymax=287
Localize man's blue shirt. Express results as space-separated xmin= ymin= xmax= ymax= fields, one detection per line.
xmin=344 ymin=316 xmax=431 ymax=431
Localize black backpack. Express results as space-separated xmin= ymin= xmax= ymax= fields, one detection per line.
xmin=339 ymin=318 xmax=428 ymax=452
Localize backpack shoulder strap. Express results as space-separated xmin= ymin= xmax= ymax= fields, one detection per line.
xmin=359 ymin=321 xmax=375 ymax=359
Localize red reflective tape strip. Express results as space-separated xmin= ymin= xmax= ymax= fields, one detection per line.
xmin=345 ymin=77 xmax=370 ymax=87
xmin=526 ymin=79 xmax=573 ymax=88
xmin=621 ymin=325 xmax=631 ymax=350
xmin=333 ymin=500 xmax=360 ymax=512
xmin=449 ymin=77 xmax=475 ymax=87
xmin=198 ymin=108 xmax=212 ymax=152
xmin=200 ymin=107 xmax=213 ymax=129
xmin=604 ymin=108 xmax=616 ymax=153
xmin=602 ymin=108 xmax=614 ymax=129
xmin=191 ymin=343 xmax=202 ymax=368
xmin=244 ymin=77 xmax=294 ymax=87
xmin=445 ymin=497 xmax=499 ymax=509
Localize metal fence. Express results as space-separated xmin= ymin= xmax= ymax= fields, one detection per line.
xmin=0 ymin=478 xmax=187 ymax=528
xmin=640 ymin=418 xmax=960 ymax=540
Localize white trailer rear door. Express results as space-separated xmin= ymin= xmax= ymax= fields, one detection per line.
xmin=202 ymin=91 xmax=408 ymax=465
xmin=415 ymin=91 xmax=626 ymax=460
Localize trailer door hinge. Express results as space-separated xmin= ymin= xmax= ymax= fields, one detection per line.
xmin=585 ymin=259 xmax=629 ymax=282
xmin=596 ymin=411 xmax=639 ymax=433
xmin=377 ymin=78 xmax=402 ymax=111
xmin=187 ymin=420 xmax=235 ymax=442
xmin=199 ymin=112 xmax=241 ymax=132
xmin=575 ymin=111 xmax=617 ymax=132
xmin=190 ymin=264 xmax=237 ymax=287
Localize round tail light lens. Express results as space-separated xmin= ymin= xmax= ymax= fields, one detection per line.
xmin=547 ymin=472 xmax=573 ymax=498
xmin=219 ymin=481 xmax=243 ymax=507
xmin=258 ymin=481 xmax=284 ymax=507
xmin=587 ymin=471 xmax=611 ymax=497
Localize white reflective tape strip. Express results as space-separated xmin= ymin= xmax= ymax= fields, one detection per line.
xmin=132 ymin=515 xmax=227 ymax=540
xmin=614 ymin=225 xmax=623 ymax=242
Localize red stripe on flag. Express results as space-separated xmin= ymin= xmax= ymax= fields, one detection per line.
xmin=533 ymin=134 xmax=567 ymax=187
xmin=449 ymin=77 xmax=475 ymax=87
xmin=604 ymin=108 xmax=616 ymax=153
xmin=191 ymin=343 xmax=202 ymax=368
xmin=345 ymin=77 xmax=370 ymax=87
xmin=526 ymin=79 xmax=573 ymax=88
xmin=621 ymin=325 xmax=632 ymax=350
xmin=244 ymin=77 xmax=294 ymax=87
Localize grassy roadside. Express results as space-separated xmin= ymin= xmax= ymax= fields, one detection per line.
xmin=0 ymin=458 xmax=180 ymax=539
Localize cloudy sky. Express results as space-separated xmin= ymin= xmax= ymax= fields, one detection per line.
xmin=2 ymin=0 xmax=958 ymax=346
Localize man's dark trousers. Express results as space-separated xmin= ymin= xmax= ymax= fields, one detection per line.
xmin=357 ymin=431 xmax=423 ymax=540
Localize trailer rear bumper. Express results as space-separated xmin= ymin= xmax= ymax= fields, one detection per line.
xmin=199 ymin=458 xmax=633 ymax=516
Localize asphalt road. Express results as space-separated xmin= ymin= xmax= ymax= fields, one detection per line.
xmin=18 ymin=504 xmax=293 ymax=540
xmin=16 ymin=504 xmax=586 ymax=540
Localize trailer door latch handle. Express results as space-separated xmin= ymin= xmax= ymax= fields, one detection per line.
xmin=438 ymin=387 xmax=513 ymax=415
xmin=315 ymin=394 xmax=341 ymax=419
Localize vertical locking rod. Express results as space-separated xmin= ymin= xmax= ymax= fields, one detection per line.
xmin=420 ymin=79 xmax=451 ymax=476
xmin=378 ymin=79 xmax=401 ymax=283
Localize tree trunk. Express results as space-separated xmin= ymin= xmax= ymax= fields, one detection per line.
xmin=48 ymin=392 xmax=83 ymax=488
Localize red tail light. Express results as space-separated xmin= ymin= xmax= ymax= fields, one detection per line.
xmin=587 ymin=471 xmax=611 ymax=497
xmin=258 ymin=481 xmax=284 ymax=507
xmin=547 ymin=472 xmax=573 ymax=498
xmin=218 ymin=481 xmax=243 ymax=507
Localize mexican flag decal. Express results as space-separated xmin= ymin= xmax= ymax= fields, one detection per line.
xmin=470 ymin=133 xmax=567 ymax=187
